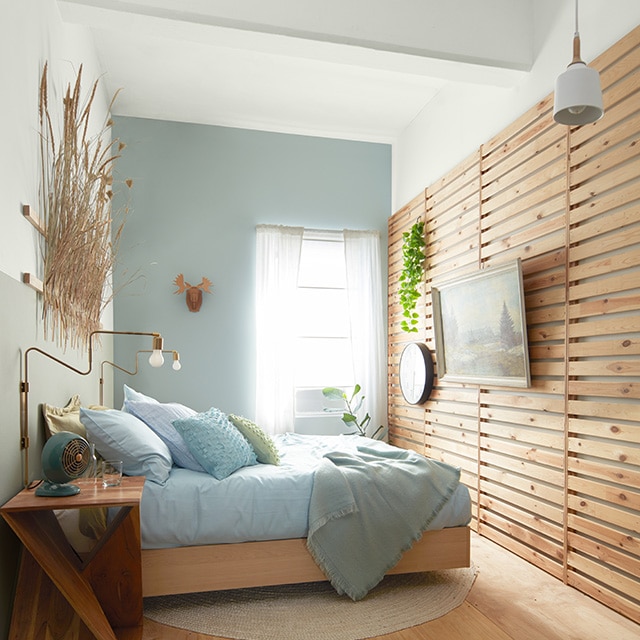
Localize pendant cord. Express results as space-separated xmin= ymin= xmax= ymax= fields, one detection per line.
xmin=571 ymin=0 xmax=583 ymax=64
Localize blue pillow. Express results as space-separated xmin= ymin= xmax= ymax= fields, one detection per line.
xmin=173 ymin=407 xmax=257 ymax=480
xmin=124 ymin=400 xmax=206 ymax=473
xmin=80 ymin=407 xmax=173 ymax=485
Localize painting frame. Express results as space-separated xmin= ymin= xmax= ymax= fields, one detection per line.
xmin=432 ymin=259 xmax=531 ymax=388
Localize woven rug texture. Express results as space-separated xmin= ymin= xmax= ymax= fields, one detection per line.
xmin=144 ymin=565 xmax=478 ymax=640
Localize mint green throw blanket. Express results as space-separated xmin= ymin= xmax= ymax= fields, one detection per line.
xmin=306 ymin=443 xmax=461 ymax=601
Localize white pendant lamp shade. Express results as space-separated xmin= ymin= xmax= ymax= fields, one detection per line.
xmin=553 ymin=0 xmax=604 ymax=126
xmin=554 ymin=60 xmax=604 ymax=125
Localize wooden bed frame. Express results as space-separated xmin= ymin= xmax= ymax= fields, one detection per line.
xmin=141 ymin=525 xmax=471 ymax=597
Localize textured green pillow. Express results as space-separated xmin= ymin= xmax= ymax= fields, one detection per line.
xmin=229 ymin=414 xmax=281 ymax=465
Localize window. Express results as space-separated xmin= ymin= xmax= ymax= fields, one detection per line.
xmin=293 ymin=231 xmax=355 ymax=434
xmin=255 ymin=225 xmax=385 ymax=436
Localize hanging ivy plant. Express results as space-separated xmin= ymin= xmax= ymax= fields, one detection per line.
xmin=399 ymin=220 xmax=425 ymax=333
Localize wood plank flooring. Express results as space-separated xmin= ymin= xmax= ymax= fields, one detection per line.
xmin=141 ymin=533 xmax=640 ymax=640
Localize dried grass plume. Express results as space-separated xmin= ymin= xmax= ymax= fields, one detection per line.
xmin=39 ymin=62 xmax=132 ymax=349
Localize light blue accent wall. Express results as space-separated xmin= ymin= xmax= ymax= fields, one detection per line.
xmin=112 ymin=117 xmax=391 ymax=417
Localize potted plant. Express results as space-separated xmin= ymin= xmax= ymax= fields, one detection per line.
xmin=322 ymin=385 xmax=385 ymax=439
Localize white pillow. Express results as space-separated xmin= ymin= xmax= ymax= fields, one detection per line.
xmin=122 ymin=384 xmax=159 ymax=406
xmin=124 ymin=400 xmax=206 ymax=473
xmin=80 ymin=407 xmax=173 ymax=485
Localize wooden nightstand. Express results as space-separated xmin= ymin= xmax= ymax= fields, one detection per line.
xmin=1 ymin=475 xmax=145 ymax=640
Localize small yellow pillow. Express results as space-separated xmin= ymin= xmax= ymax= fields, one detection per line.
xmin=42 ymin=395 xmax=109 ymax=439
xmin=42 ymin=396 xmax=107 ymax=439
xmin=43 ymin=395 xmax=84 ymax=438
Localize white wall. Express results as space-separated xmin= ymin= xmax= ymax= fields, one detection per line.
xmin=0 ymin=0 xmax=108 ymax=282
xmin=393 ymin=0 xmax=640 ymax=209
xmin=0 ymin=3 xmax=111 ymax=636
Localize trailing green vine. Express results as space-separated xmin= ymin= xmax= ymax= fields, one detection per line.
xmin=399 ymin=220 xmax=425 ymax=333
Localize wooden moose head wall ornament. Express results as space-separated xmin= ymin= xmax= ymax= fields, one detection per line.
xmin=174 ymin=274 xmax=212 ymax=312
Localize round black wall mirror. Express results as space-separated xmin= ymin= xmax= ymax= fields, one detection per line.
xmin=399 ymin=342 xmax=434 ymax=405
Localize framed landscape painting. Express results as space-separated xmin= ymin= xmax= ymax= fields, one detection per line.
xmin=432 ymin=259 xmax=531 ymax=388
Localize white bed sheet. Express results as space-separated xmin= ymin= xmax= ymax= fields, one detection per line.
xmin=140 ymin=433 xmax=471 ymax=549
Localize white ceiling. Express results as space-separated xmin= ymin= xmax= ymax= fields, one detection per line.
xmin=57 ymin=0 xmax=534 ymax=143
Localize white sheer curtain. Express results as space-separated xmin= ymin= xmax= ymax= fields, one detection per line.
xmin=255 ymin=225 xmax=304 ymax=434
xmin=343 ymin=229 xmax=387 ymax=436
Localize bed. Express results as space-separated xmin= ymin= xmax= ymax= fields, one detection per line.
xmin=137 ymin=432 xmax=472 ymax=599
xmin=142 ymin=526 xmax=471 ymax=596
xmin=50 ymin=387 xmax=472 ymax=600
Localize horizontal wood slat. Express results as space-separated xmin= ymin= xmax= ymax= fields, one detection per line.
xmin=388 ymin=24 xmax=640 ymax=624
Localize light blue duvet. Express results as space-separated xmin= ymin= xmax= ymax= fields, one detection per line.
xmin=139 ymin=433 xmax=471 ymax=550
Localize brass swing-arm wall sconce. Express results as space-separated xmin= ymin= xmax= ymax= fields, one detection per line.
xmin=19 ymin=330 xmax=177 ymax=487
xmin=99 ymin=349 xmax=181 ymax=406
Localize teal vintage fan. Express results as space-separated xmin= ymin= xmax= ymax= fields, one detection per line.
xmin=35 ymin=431 xmax=91 ymax=497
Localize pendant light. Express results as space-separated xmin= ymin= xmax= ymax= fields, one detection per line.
xmin=553 ymin=0 xmax=604 ymax=126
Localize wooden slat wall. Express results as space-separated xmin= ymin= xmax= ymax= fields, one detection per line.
xmin=423 ymin=151 xmax=482 ymax=523
xmin=388 ymin=25 xmax=640 ymax=623
xmin=478 ymin=92 xmax=569 ymax=583
xmin=564 ymin=25 xmax=640 ymax=622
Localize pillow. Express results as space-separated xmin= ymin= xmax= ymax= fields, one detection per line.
xmin=228 ymin=414 xmax=280 ymax=465
xmin=43 ymin=396 xmax=107 ymax=439
xmin=80 ymin=407 xmax=173 ymax=485
xmin=173 ymin=407 xmax=257 ymax=480
xmin=123 ymin=384 xmax=159 ymax=406
xmin=43 ymin=395 xmax=83 ymax=438
xmin=124 ymin=400 xmax=205 ymax=472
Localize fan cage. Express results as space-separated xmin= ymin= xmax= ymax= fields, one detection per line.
xmin=60 ymin=439 xmax=90 ymax=478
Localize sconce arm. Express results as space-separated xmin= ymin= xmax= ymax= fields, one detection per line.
xmin=20 ymin=329 xmax=162 ymax=487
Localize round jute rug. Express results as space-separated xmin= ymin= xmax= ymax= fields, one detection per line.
xmin=144 ymin=566 xmax=477 ymax=640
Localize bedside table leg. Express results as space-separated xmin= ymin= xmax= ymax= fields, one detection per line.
xmin=4 ymin=509 xmax=129 ymax=640
xmin=85 ymin=505 xmax=143 ymax=628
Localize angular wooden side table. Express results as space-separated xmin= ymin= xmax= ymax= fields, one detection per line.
xmin=1 ymin=475 xmax=145 ymax=640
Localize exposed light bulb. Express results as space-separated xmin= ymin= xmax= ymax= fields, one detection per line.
xmin=149 ymin=334 xmax=164 ymax=367
xmin=148 ymin=349 xmax=164 ymax=368
xmin=172 ymin=359 xmax=182 ymax=371
xmin=568 ymin=104 xmax=586 ymax=115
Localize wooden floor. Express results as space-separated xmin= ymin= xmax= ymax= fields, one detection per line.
xmin=141 ymin=532 xmax=640 ymax=640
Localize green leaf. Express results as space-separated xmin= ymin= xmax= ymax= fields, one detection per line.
xmin=342 ymin=413 xmax=357 ymax=424
xmin=322 ymin=387 xmax=346 ymax=400
xmin=398 ymin=219 xmax=426 ymax=334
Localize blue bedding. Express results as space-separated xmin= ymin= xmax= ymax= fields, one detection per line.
xmin=139 ymin=433 xmax=471 ymax=550
xmin=307 ymin=443 xmax=463 ymax=600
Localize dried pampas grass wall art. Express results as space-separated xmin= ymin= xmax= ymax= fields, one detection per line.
xmin=39 ymin=62 xmax=132 ymax=350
